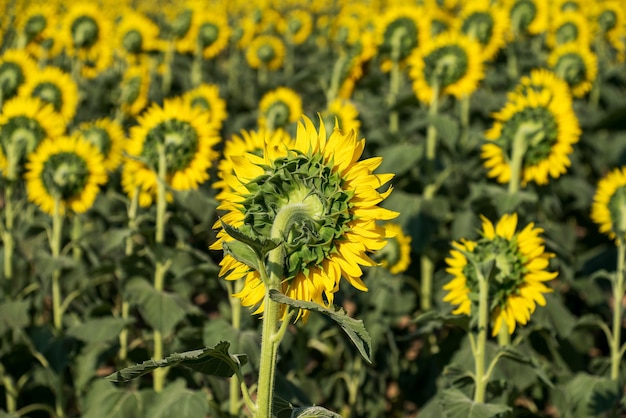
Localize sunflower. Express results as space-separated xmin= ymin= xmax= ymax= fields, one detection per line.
xmin=376 ymin=223 xmax=412 ymax=275
xmin=258 ymin=87 xmax=303 ymax=131
xmin=279 ymin=9 xmax=313 ymax=45
xmin=72 ymin=118 xmax=125 ymax=172
xmin=427 ymin=7 xmax=455 ymax=38
xmin=114 ymin=8 xmax=162 ymax=63
xmin=0 ymin=50 xmax=38 ymax=105
xmin=61 ymin=3 xmax=113 ymax=58
xmin=338 ymin=32 xmax=378 ymax=99
xmin=548 ymin=42 xmax=598 ymax=97
xmin=233 ymin=16 xmax=257 ymax=50
xmin=14 ymin=2 xmax=62 ymax=59
xmin=481 ymin=88 xmax=580 ymax=186
xmin=177 ymin=10 xmax=231 ymax=59
xmin=0 ymin=97 xmax=66 ymax=179
xmin=321 ymin=99 xmax=361 ymax=135
xmin=510 ymin=68 xmax=573 ymax=104
xmin=551 ymin=0 xmax=590 ymax=15
xmin=592 ymin=1 xmax=626 ymax=62
xmin=376 ymin=5 xmax=428 ymax=71
xmin=214 ymin=128 xmax=294 ymax=199
xmin=122 ymin=98 xmax=220 ymax=207
xmin=182 ymin=83 xmax=228 ymax=130
xmin=443 ymin=213 xmax=557 ymax=336
xmin=210 ymin=117 xmax=398 ymax=319
xmin=24 ymin=136 xmax=107 ymax=215
xmin=458 ymin=0 xmax=509 ymax=61
xmin=245 ymin=35 xmax=286 ymax=71
xmin=504 ymin=0 xmax=549 ymax=38
xmin=408 ymin=32 xmax=485 ymax=104
xmin=546 ymin=10 xmax=593 ymax=49
xmin=591 ymin=167 xmax=626 ymax=243
xmin=18 ymin=65 xmax=79 ymax=123
xmin=118 ymin=62 xmax=151 ymax=117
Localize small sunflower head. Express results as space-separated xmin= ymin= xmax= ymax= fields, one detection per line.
xmin=258 ymin=87 xmax=303 ymax=131
xmin=71 ymin=15 xmax=100 ymax=49
xmin=375 ymin=223 xmax=412 ymax=275
xmin=443 ymin=213 xmax=557 ymax=335
xmin=0 ymin=50 xmax=37 ymax=101
xmin=549 ymin=42 xmax=597 ymax=97
xmin=122 ymin=29 xmax=143 ymax=54
xmin=378 ymin=6 xmax=424 ymax=62
xmin=182 ymin=84 xmax=228 ymax=129
xmin=509 ymin=0 xmax=538 ymax=34
xmin=24 ymin=13 xmax=48 ymax=41
xmin=74 ymin=118 xmax=125 ymax=172
xmin=591 ymin=167 xmax=626 ymax=243
xmin=246 ymin=35 xmax=285 ymax=70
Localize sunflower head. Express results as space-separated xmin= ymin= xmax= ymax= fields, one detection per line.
xmin=377 ymin=6 xmax=426 ymax=63
xmin=19 ymin=65 xmax=79 ymax=123
xmin=280 ymin=9 xmax=313 ymax=45
xmin=458 ymin=1 xmax=508 ymax=60
xmin=245 ymin=35 xmax=286 ymax=71
xmin=507 ymin=0 xmax=547 ymax=37
xmin=24 ymin=136 xmax=107 ymax=215
xmin=443 ymin=213 xmax=557 ymax=336
xmin=182 ymin=83 xmax=227 ymax=129
xmin=73 ymin=118 xmax=125 ymax=172
xmin=212 ymin=117 xmax=398 ymax=319
xmin=375 ymin=223 xmax=412 ymax=275
xmin=258 ymin=87 xmax=303 ymax=131
xmin=0 ymin=50 xmax=37 ymax=102
xmin=549 ymin=42 xmax=598 ymax=97
xmin=591 ymin=167 xmax=626 ymax=243
xmin=321 ymin=99 xmax=361 ymax=136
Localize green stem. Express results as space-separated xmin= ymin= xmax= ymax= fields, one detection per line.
xmin=153 ymin=144 xmax=168 ymax=393
xmin=497 ymin=322 xmax=510 ymax=346
xmin=161 ymin=40 xmax=175 ymax=96
xmin=387 ymin=27 xmax=406 ymax=135
xmin=508 ymin=123 xmax=533 ymax=196
xmin=227 ymin=45 xmax=240 ymax=97
xmin=119 ymin=188 xmax=139 ymax=362
xmin=327 ymin=53 xmax=348 ymax=105
xmin=611 ymin=238 xmax=625 ymax=381
xmin=426 ymin=82 xmax=440 ymax=162
xmin=191 ymin=42 xmax=203 ymax=88
xmin=460 ymin=95 xmax=470 ymax=147
xmin=285 ymin=39 xmax=294 ymax=79
xmin=420 ymin=255 xmax=433 ymax=311
xmin=506 ymin=43 xmax=518 ymax=82
xmin=229 ymin=280 xmax=243 ymax=417
xmin=71 ymin=214 xmax=82 ymax=263
xmin=258 ymin=66 xmax=269 ymax=88
xmin=473 ymin=266 xmax=490 ymax=403
xmin=3 ymin=181 xmax=14 ymax=279
xmin=51 ymin=197 xmax=63 ymax=331
xmin=1 ymin=371 xmax=17 ymax=413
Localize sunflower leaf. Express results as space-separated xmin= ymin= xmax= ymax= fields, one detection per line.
xmin=269 ymin=290 xmax=372 ymax=364
xmin=438 ymin=388 xmax=511 ymax=418
xmin=223 ymin=240 xmax=261 ymax=272
xmin=220 ymin=220 xmax=280 ymax=256
xmin=105 ymin=341 xmax=247 ymax=382
xmin=291 ymin=406 xmax=343 ymax=418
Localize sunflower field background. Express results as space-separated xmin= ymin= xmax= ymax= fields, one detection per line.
xmin=1 ymin=0 xmax=626 ymax=417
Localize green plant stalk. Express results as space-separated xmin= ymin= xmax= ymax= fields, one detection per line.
xmin=227 ymin=44 xmax=240 ymax=96
xmin=191 ymin=42 xmax=203 ymax=88
xmin=71 ymin=214 xmax=82 ymax=263
xmin=508 ymin=122 xmax=530 ymax=196
xmin=119 ymin=189 xmax=139 ymax=362
xmin=229 ymin=280 xmax=244 ymax=417
xmin=153 ymin=145 xmax=168 ymax=393
xmin=388 ymin=28 xmax=406 ymax=135
xmin=473 ymin=266 xmax=489 ymax=403
xmin=460 ymin=95 xmax=470 ymax=146
xmin=161 ymin=40 xmax=175 ymax=96
xmin=258 ymin=66 xmax=269 ymax=88
xmin=256 ymin=204 xmax=312 ymax=418
xmin=611 ymin=237 xmax=625 ymax=380
xmin=326 ymin=53 xmax=348 ymax=105
xmin=425 ymin=83 xmax=440 ymax=162
xmin=51 ymin=197 xmax=63 ymax=331
xmin=3 ymin=181 xmax=14 ymax=280
xmin=1 ymin=368 xmax=17 ymax=413
xmin=506 ymin=42 xmax=518 ymax=81
xmin=285 ymin=38 xmax=295 ymax=79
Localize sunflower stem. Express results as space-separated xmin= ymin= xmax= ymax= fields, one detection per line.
xmin=460 ymin=95 xmax=470 ymax=147
xmin=71 ymin=214 xmax=82 ymax=263
xmin=506 ymin=42 xmax=518 ymax=82
xmin=497 ymin=322 xmax=510 ymax=346
xmin=153 ymin=144 xmax=169 ymax=393
xmin=611 ymin=237 xmax=626 ymax=380
xmin=191 ymin=42 xmax=203 ymax=88
xmin=508 ymin=122 xmax=532 ymax=196
xmin=119 ymin=188 xmax=139 ymax=363
xmin=228 ymin=280 xmax=243 ymax=417
xmin=327 ymin=53 xmax=348 ymax=105
xmin=473 ymin=264 xmax=490 ymax=403
xmin=388 ymin=27 xmax=406 ymax=136
xmin=426 ymin=82 xmax=440 ymax=162
xmin=3 ymin=181 xmax=14 ymax=280
xmin=161 ymin=40 xmax=175 ymax=96
xmin=1 ymin=364 xmax=17 ymax=413
xmin=51 ymin=197 xmax=63 ymax=331
xmin=285 ymin=38 xmax=295 ymax=79
xmin=258 ymin=66 xmax=269 ymax=88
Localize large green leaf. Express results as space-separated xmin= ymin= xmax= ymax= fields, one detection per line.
xmin=291 ymin=406 xmax=343 ymax=418
xmin=105 ymin=341 xmax=247 ymax=382
xmin=144 ymin=379 xmax=209 ymax=418
xmin=0 ymin=300 xmax=30 ymax=334
xmin=67 ymin=317 xmax=134 ymax=343
xmin=221 ymin=220 xmax=280 ymax=256
xmin=377 ymin=143 xmax=423 ymax=177
xmin=439 ymin=388 xmax=511 ymax=418
xmin=269 ymin=290 xmax=372 ymax=364
xmin=124 ymin=278 xmax=187 ymax=335
xmin=82 ymin=380 xmax=146 ymax=418
xmin=222 ymin=240 xmax=261 ymax=272
xmin=564 ymin=373 xmax=621 ymax=418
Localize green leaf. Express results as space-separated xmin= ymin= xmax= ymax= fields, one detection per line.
xmin=67 ymin=317 xmax=134 ymax=343
xmin=105 ymin=341 xmax=247 ymax=382
xmin=125 ymin=278 xmax=187 ymax=335
xmin=564 ymin=373 xmax=621 ymax=417
xmin=495 ymin=346 xmax=554 ymax=388
xmin=439 ymin=388 xmax=511 ymax=418
xmin=291 ymin=406 xmax=343 ymax=418
xmin=429 ymin=114 xmax=459 ymax=150
xmin=221 ymin=220 xmax=280 ymax=256
xmin=269 ymin=290 xmax=372 ymax=364
xmin=82 ymin=380 xmax=145 ymax=418
xmin=573 ymin=314 xmax=610 ymax=333
xmin=0 ymin=301 xmax=30 ymax=334
xmin=377 ymin=143 xmax=423 ymax=177
xmin=144 ymin=379 xmax=209 ymax=418
xmin=101 ymin=228 xmax=132 ymax=255
xmin=223 ymin=240 xmax=261 ymax=272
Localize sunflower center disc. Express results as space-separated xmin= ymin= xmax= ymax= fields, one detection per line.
xmin=257 ymin=44 xmax=275 ymax=63
xmin=43 ymin=152 xmax=89 ymax=199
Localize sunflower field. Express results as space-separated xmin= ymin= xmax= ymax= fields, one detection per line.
xmin=1 ymin=0 xmax=626 ymax=417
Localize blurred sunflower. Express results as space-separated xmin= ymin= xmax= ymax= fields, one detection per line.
xmin=114 ymin=8 xmax=162 ymax=63
xmin=481 ymin=88 xmax=580 ymax=186
xmin=122 ymin=98 xmax=220 ymax=207
xmin=118 ymin=62 xmax=151 ymax=117
xmin=245 ymin=35 xmax=286 ymax=71
xmin=72 ymin=118 xmax=125 ymax=172
xmin=182 ymin=83 xmax=227 ymax=130
xmin=551 ymin=0 xmax=589 ymax=15
xmin=504 ymin=0 xmax=549 ymax=38
xmin=177 ymin=10 xmax=230 ymax=59
xmin=24 ymin=136 xmax=107 ymax=215
xmin=458 ymin=0 xmax=509 ymax=61
xmin=61 ymin=3 xmax=113 ymax=58
xmin=213 ymin=128 xmax=294 ymax=198
xmin=443 ymin=213 xmax=557 ymax=336
xmin=376 ymin=223 xmax=412 ymax=275
xmin=548 ymin=42 xmax=598 ymax=97
xmin=0 ymin=50 xmax=38 ymax=105
xmin=321 ymin=99 xmax=361 ymax=135
xmin=427 ymin=7 xmax=455 ymax=38
xmin=211 ymin=117 xmax=398 ymax=319
xmin=546 ymin=10 xmax=593 ymax=49
xmin=408 ymin=32 xmax=485 ymax=104
xmin=18 ymin=65 xmax=79 ymax=123
xmin=591 ymin=167 xmax=626 ymax=243
xmin=592 ymin=1 xmax=626 ymax=62
xmin=279 ymin=9 xmax=313 ymax=45
xmin=510 ymin=68 xmax=572 ymax=104
xmin=258 ymin=87 xmax=303 ymax=131
xmin=0 ymin=97 xmax=65 ymax=179
xmin=376 ymin=5 xmax=428 ymax=71
xmin=14 ymin=2 xmax=62 ymax=59
xmin=78 ymin=45 xmax=114 ymax=79
xmin=232 ymin=16 xmax=257 ymax=50
xmin=338 ymin=32 xmax=377 ymax=99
